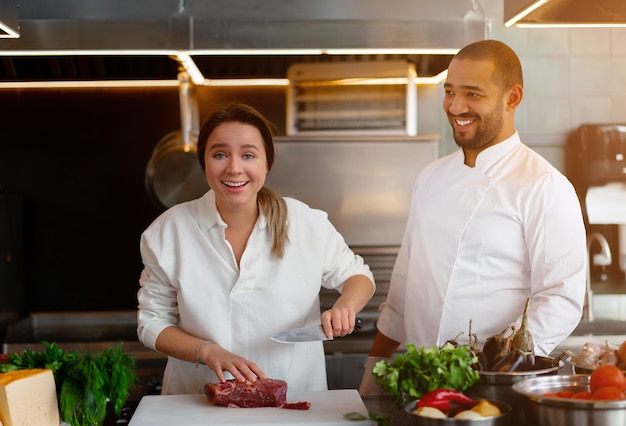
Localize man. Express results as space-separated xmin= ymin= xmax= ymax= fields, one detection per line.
xmin=359 ymin=39 xmax=586 ymax=394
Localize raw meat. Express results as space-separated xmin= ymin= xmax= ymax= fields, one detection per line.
xmin=204 ymin=378 xmax=288 ymax=408
xmin=282 ymin=401 xmax=311 ymax=410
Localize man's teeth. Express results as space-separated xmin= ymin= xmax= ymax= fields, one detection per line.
xmin=224 ymin=181 xmax=246 ymax=187
xmin=456 ymin=119 xmax=473 ymax=126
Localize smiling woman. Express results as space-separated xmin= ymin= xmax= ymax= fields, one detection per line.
xmin=136 ymin=102 xmax=375 ymax=396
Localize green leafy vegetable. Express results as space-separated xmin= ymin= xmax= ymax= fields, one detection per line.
xmin=0 ymin=341 xmax=138 ymax=426
xmin=343 ymin=411 xmax=367 ymax=420
xmin=372 ymin=342 xmax=479 ymax=410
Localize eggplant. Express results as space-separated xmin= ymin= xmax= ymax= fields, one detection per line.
xmin=491 ymin=348 xmax=527 ymax=372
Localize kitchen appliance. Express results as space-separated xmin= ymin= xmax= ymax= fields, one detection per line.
xmin=569 ymin=124 xmax=626 ymax=278
xmin=266 ymin=135 xmax=438 ymax=247
xmin=127 ymin=390 xmax=375 ymax=426
xmin=286 ymin=60 xmax=417 ymax=136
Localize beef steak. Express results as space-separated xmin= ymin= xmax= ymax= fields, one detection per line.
xmin=204 ymin=378 xmax=288 ymax=408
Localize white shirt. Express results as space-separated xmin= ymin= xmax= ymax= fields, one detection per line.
xmin=137 ymin=191 xmax=374 ymax=394
xmin=377 ymin=133 xmax=587 ymax=356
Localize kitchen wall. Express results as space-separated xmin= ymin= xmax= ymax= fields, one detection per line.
xmin=2 ymin=0 xmax=626 ymax=318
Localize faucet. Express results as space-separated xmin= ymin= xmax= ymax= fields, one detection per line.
xmin=584 ymin=232 xmax=613 ymax=321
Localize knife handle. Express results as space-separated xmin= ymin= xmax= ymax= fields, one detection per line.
xmin=354 ymin=317 xmax=362 ymax=331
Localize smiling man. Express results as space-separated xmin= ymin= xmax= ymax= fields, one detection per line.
xmin=360 ymin=39 xmax=587 ymax=395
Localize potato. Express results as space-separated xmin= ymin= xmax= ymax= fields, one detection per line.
xmin=415 ymin=406 xmax=447 ymax=418
xmin=454 ymin=410 xmax=484 ymax=419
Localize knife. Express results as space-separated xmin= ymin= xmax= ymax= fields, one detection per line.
xmin=271 ymin=318 xmax=362 ymax=343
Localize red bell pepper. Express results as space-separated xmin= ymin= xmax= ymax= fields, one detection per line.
xmin=417 ymin=389 xmax=476 ymax=414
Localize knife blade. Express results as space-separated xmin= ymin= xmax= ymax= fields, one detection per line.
xmin=271 ymin=318 xmax=362 ymax=343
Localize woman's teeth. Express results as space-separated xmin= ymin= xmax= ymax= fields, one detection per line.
xmin=223 ymin=181 xmax=247 ymax=187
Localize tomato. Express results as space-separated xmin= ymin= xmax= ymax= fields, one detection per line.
xmin=555 ymin=390 xmax=575 ymax=398
xmin=542 ymin=392 xmax=560 ymax=398
xmin=571 ymin=391 xmax=593 ymax=400
xmin=592 ymin=386 xmax=626 ymax=401
xmin=590 ymin=364 xmax=626 ymax=392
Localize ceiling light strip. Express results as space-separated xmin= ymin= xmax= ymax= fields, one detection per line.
xmin=515 ymin=22 xmax=626 ymax=28
xmin=0 ymin=21 xmax=19 ymax=38
xmin=504 ymin=0 xmax=550 ymax=27
xmin=0 ymin=80 xmax=180 ymax=89
xmin=0 ymin=49 xmax=179 ymax=56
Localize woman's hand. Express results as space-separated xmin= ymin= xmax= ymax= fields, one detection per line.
xmin=199 ymin=343 xmax=267 ymax=383
xmin=321 ymin=306 xmax=358 ymax=339
xmin=322 ymin=274 xmax=374 ymax=339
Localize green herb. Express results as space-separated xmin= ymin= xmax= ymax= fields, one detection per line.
xmin=343 ymin=411 xmax=367 ymax=420
xmin=0 ymin=341 xmax=138 ymax=426
xmin=372 ymin=342 xmax=479 ymax=410
xmin=368 ymin=411 xmax=390 ymax=426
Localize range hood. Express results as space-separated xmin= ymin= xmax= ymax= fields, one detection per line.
xmin=0 ymin=0 xmax=488 ymax=81
xmin=505 ymin=0 xmax=626 ymax=27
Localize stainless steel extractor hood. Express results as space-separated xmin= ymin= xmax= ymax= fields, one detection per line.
xmin=0 ymin=0 xmax=488 ymax=81
xmin=505 ymin=0 xmax=626 ymax=27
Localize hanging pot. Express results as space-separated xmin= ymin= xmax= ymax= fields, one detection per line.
xmin=145 ymin=71 xmax=208 ymax=211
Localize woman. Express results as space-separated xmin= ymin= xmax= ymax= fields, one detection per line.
xmin=137 ymin=102 xmax=375 ymax=394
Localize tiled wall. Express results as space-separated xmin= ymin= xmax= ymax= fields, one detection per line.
xmin=416 ymin=0 xmax=626 ymax=174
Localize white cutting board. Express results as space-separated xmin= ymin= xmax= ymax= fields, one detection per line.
xmin=128 ymin=389 xmax=375 ymax=426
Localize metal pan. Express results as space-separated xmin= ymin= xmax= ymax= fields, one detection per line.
xmin=145 ymin=71 xmax=208 ymax=210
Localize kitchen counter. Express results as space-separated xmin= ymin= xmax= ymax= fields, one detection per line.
xmin=104 ymin=394 xmax=404 ymax=426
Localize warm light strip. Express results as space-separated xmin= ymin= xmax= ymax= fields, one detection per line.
xmin=504 ymin=0 xmax=550 ymax=27
xmin=0 ymin=48 xmax=451 ymax=88
xmin=189 ymin=48 xmax=459 ymax=56
xmin=207 ymin=79 xmax=289 ymax=86
xmin=0 ymin=49 xmax=178 ymax=56
xmin=0 ymin=21 xmax=19 ymax=38
xmin=0 ymin=73 xmax=448 ymax=89
xmin=515 ymin=22 xmax=626 ymax=28
xmin=0 ymin=80 xmax=180 ymax=89
xmin=174 ymin=52 xmax=207 ymax=85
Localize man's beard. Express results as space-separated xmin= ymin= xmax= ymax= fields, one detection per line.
xmin=452 ymin=106 xmax=504 ymax=151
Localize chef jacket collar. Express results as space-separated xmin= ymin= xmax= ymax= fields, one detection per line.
xmin=197 ymin=190 xmax=268 ymax=232
xmin=473 ymin=131 xmax=521 ymax=173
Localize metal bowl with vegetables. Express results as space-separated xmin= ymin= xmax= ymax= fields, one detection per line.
xmin=404 ymin=394 xmax=511 ymax=426
xmin=512 ymin=375 xmax=626 ymax=426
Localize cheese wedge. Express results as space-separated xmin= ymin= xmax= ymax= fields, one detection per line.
xmin=0 ymin=368 xmax=59 ymax=426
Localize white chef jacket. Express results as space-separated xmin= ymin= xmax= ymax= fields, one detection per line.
xmin=137 ymin=190 xmax=374 ymax=394
xmin=377 ymin=132 xmax=586 ymax=356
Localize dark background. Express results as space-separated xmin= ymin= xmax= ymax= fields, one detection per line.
xmin=0 ymin=85 xmax=285 ymax=316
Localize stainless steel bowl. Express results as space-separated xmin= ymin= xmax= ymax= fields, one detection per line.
xmin=404 ymin=399 xmax=511 ymax=426
xmin=512 ymin=375 xmax=626 ymax=426
xmin=465 ymin=357 xmax=563 ymax=426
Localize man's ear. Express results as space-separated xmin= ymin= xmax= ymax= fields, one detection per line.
xmin=507 ymin=84 xmax=523 ymax=110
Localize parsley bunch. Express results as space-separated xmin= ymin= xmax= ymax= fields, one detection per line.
xmin=372 ymin=342 xmax=480 ymax=409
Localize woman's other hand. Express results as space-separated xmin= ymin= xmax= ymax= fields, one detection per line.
xmin=199 ymin=342 xmax=267 ymax=383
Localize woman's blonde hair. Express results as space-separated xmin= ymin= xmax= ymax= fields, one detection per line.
xmin=197 ymin=103 xmax=288 ymax=258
